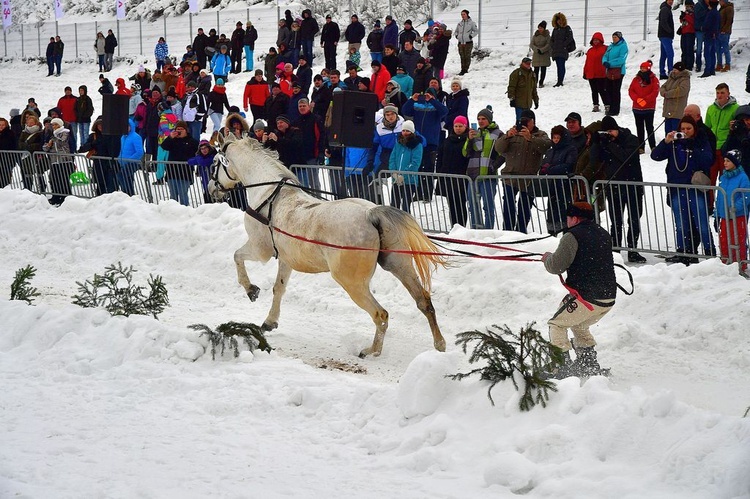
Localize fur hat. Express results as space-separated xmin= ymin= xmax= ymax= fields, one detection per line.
xmin=50 ymin=118 xmax=64 ymax=128
xmin=477 ymin=106 xmax=493 ymax=122
xmin=566 ymin=202 xmax=595 ymax=220
xmin=402 ymin=120 xmax=415 ymax=133
xmin=724 ymin=149 xmax=742 ymax=168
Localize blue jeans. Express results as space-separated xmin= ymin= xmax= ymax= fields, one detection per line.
xmin=502 ymin=183 xmax=534 ymax=233
xmin=55 ymin=55 xmax=62 ymax=75
xmin=716 ymin=33 xmax=730 ymax=66
xmin=553 ymin=57 xmax=566 ymax=84
xmin=47 ymin=57 xmax=55 ymax=75
xmin=468 ymin=179 xmax=497 ymax=229
xmin=168 ymin=178 xmax=191 ymax=206
xmin=665 ymin=118 xmax=680 ymax=134
xmin=703 ymin=37 xmax=716 ymax=74
xmin=659 ymin=37 xmax=674 ymax=76
xmin=156 ymin=59 xmax=166 ymax=71
xmin=695 ymin=31 xmax=704 ymax=70
xmin=98 ymin=54 xmax=105 ymax=71
xmin=371 ymin=52 xmax=382 ymax=63
xmin=671 ymin=187 xmax=716 ymax=256
xmin=77 ymin=122 xmax=90 ymax=148
xmin=188 ymin=121 xmax=202 ymax=141
xmin=243 ymin=47 xmax=254 ymax=71
xmin=301 ymin=40 xmax=314 ymax=62
xmin=514 ymin=107 xmax=529 ymax=122
xmin=117 ymin=160 xmax=139 ymax=196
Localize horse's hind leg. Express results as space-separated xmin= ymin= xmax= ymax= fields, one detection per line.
xmin=234 ymin=240 xmax=261 ymax=301
xmin=330 ymin=271 xmax=389 ymax=358
xmin=381 ymin=255 xmax=445 ymax=352
xmin=262 ymin=261 xmax=293 ymax=332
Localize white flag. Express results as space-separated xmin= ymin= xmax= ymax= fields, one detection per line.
xmin=116 ymin=0 xmax=125 ymax=19
xmin=188 ymin=0 xmax=198 ymax=14
xmin=53 ymin=0 xmax=64 ymax=19
xmin=2 ymin=0 xmax=11 ymax=31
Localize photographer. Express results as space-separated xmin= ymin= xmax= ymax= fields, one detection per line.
xmin=593 ymin=116 xmax=646 ymax=263
xmin=721 ymin=105 xmax=750 ymax=178
xmin=651 ymin=115 xmax=716 ymax=263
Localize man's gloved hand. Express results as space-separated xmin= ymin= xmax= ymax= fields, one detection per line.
xmin=534 ymin=101 xmax=539 ymax=109
xmin=537 ymin=49 xmax=543 ymax=55
xmin=509 ymin=99 xmax=516 ymax=108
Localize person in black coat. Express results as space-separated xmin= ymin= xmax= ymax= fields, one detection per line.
xmin=344 ymin=14 xmax=366 ymax=51
xmin=594 ymin=116 xmax=646 ymax=263
xmin=193 ymin=28 xmax=209 ymax=69
xmin=296 ymin=55 xmax=313 ymax=95
xmin=230 ymin=22 xmax=246 ymax=74
xmin=160 ymin=121 xmax=199 ymax=206
xmin=300 ymin=9 xmax=319 ymax=63
xmin=264 ymin=84 xmax=291 ymax=128
xmin=320 ymin=15 xmax=341 ymax=70
xmin=0 ymin=117 xmax=17 ymax=188
xmin=77 ymin=117 xmax=117 ymax=195
xmin=104 ymin=30 xmax=118 ymax=71
xmin=263 ymin=115 xmax=305 ymax=168
xmin=310 ymin=75 xmax=332 ymax=122
xmin=436 ymin=116 xmax=470 ymax=227
xmin=45 ymin=37 xmax=55 ymax=77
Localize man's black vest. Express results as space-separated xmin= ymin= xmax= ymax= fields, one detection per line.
xmin=566 ymin=221 xmax=617 ymax=302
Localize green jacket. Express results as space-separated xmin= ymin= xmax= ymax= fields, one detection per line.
xmin=507 ymin=66 xmax=539 ymax=109
xmin=705 ymin=96 xmax=739 ymax=149
xmin=462 ymin=122 xmax=502 ymax=178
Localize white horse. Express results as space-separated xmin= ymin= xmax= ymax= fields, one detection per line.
xmin=208 ymin=135 xmax=447 ymax=358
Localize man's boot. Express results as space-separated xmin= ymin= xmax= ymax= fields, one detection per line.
xmin=571 ymin=346 xmax=602 ymax=376
xmin=542 ymin=351 xmax=576 ymax=380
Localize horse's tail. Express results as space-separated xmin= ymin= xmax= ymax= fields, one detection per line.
xmin=368 ymin=206 xmax=447 ymax=292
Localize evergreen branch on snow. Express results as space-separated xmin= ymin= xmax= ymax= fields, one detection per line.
xmin=71 ymin=262 xmax=169 ymax=319
xmin=9 ymin=265 xmax=41 ymax=304
xmin=190 ymin=321 xmax=272 ymax=360
xmin=449 ymin=323 xmax=565 ymax=411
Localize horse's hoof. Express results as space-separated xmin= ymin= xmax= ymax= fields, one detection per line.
xmin=435 ymin=339 xmax=446 ymax=352
xmin=261 ymin=321 xmax=278 ymax=332
xmin=358 ymin=348 xmax=380 ymax=358
xmin=247 ymin=285 xmax=260 ymax=302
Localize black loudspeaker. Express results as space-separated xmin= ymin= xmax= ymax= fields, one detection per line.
xmin=329 ymin=91 xmax=378 ymax=148
xmin=102 ymin=94 xmax=130 ymax=135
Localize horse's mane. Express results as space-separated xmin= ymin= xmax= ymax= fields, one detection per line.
xmin=229 ymin=137 xmax=298 ymax=182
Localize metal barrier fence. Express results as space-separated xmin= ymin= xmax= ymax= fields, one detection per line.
xmin=3 ymin=149 xmax=749 ymax=272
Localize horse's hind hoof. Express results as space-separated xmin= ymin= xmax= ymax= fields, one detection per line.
xmin=247 ymin=285 xmax=260 ymax=302
xmin=261 ymin=321 xmax=278 ymax=332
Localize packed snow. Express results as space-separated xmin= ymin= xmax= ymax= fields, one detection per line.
xmin=2 ymin=5 xmax=750 ymax=497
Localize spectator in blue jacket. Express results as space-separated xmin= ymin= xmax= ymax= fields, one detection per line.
xmin=716 ymin=149 xmax=750 ymax=272
xmin=364 ymin=105 xmax=403 ymax=178
xmin=188 ymin=139 xmax=217 ymax=204
xmin=651 ymin=115 xmax=716 ymax=262
xmin=383 ymin=16 xmax=399 ymax=53
xmin=601 ymin=31 xmax=629 ymax=116
xmin=118 ymin=118 xmax=145 ymax=196
xmin=211 ymin=45 xmax=232 ymax=83
xmin=389 ymin=120 xmax=425 ymax=212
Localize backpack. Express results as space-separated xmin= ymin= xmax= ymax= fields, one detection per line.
xmin=183 ymin=92 xmax=206 ymax=122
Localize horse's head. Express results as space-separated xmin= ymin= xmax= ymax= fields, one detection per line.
xmin=207 ymin=137 xmax=241 ymax=201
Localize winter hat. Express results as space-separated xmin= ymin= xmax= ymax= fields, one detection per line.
xmin=166 ymin=88 xmax=178 ymax=98
xmin=416 ymin=57 xmax=426 ymax=65
xmin=425 ymin=87 xmax=438 ymax=97
xmin=360 ymin=77 xmax=371 ymax=87
xmin=565 ymin=112 xmax=582 ymax=124
xmin=138 ymin=65 xmax=146 ymax=72
xmin=453 ymin=116 xmax=469 ymax=127
xmin=396 ymin=65 xmax=406 ymax=72
xmin=724 ymin=149 xmax=742 ymax=168
xmin=198 ymin=139 xmax=212 ymax=149
xmin=298 ymin=54 xmax=307 ymax=61
xmin=9 ymin=108 xmax=20 ymax=117
xmin=601 ymin=115 xmax=619 ymax=131
xmin=383 ymin=105 xmax=398 ymax=114
xmin=297 ymin=97 xmax=310 ymax=106
xmin=673 ymin=62 xmax=686 ymax=71
xmin=402 ymin=120 xmax=416 ymax=133
xmin=175 ymin=120 xmax=188 ymax=130
xmin=374 ymin=20 xmax=381 ymax=27
xmin=371 ymin=60 xmax=382 ymax=67
xmin=566 ymin=202 xmax=595 ymax=220
xmin=451 ymin=77 xmax=463 ymax=89
xmin=276 ymin=63 xmax=285 ymax=71
xmin=640 ymin=60 xmax=653 ymax=71
xmin=612 ymin=31 xmax=623 ymax=40
xmin=50 ymin=118 xmax=64 ymax=127
xmin=216 ymin=78 xmax=225 ymax=85
xmin=733 ymin=105 xmax=750 ymax=120
xmin=520 ymin=109 xmax=536 ymax=121
xmin=275 ymin=114 xmax=291 ymax=125
xmin=186 ymin=81 xmax=197 ymax=88
xmin=538 ymin=20 xmax=547 ymax=29
xmin=477 ymin=105 xmax=493 ymax=122
xmin=252 ymin=119 xmax=267 ymax=132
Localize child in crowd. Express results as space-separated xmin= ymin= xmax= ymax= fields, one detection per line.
xmin=347 ymin=45 xmax=361 ymax=69
xmin=716 ymin=149 xmax=750 ymax=274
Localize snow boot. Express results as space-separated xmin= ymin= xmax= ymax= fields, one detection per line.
xmin=627 ymin=251 xmax=647 ymax=263
xmin=571 ymin=346 xmax=604 ymax=377
xmin=541 ymin=351 xmax=576 ymax=380
xmin=592 ymin=104 xmax=600 ymax=112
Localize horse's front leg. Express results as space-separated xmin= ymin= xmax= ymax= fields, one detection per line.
xmin=261 ymin=261 xmax=292 ymax=331
xmin=234 ymin=241 xmax=261 ymax=301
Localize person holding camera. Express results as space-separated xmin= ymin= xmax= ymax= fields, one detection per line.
xmin=651 ymin=115 xmax=716 ymax=263
xmin=160 ymin=121 xmax=199 ymax=206
xmin=495 ymin=109 xmax=552 ymax=233
xmin=463 ymin=107 xmax=503 ymax=229
xmin=594 ymin=116 xmax=646 ymax=263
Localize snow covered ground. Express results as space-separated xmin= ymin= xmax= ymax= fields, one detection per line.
xmin=2 ymin=13 xmax=750 ymax=498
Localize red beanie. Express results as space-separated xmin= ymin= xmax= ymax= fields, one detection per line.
xmin=453 ymin=116 xmax=469 ymax=126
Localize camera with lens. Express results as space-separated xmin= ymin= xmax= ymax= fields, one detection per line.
xmin=674 ymin=132 xmax=686 ymax=140
xmin=516 ymin=117 xmax=530 ymax=131
xmin=597 ymin=130 xmax=614 ymax=141
xmin=730 ymin=120 xmax=746 ymax=132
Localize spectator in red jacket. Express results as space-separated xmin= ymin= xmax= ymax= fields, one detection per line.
xmin=582 ymin=32 xmax=607 ymax=113
xmin=368 ymin=60 xmax=392 ymax=102
xmin=243 ymin=69 xmax=271 ymax=122
xmin=628 ymin=60 xmax=661 ymax=153
xmin=56 ymin=86 xmax=78 ymax=146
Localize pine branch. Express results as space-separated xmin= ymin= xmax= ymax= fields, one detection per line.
xmin=9 ymin=265 xmax=41 ymax=304
xmin=450 ymin=323 xmax=565 ymax=411
xmin=190 ymin=322 xmax=272 ymax=360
